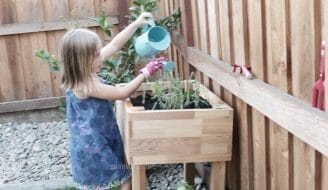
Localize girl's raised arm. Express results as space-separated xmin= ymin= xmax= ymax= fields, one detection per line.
xmin=100 ymin=12 xmax=153 ymax=60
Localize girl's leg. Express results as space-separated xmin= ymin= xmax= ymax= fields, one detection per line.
xmin=120 ymin=179 xmax=131 ymax=190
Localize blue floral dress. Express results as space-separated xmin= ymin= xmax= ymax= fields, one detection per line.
xmin=66 ymin=91 xmax=130 ymax=189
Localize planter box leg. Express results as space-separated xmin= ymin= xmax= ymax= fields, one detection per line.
xmin=184 ymin=163 xmax=195 ymax=186
xmin=132 ymin=165 xmax=146 ymax=190
xmin=209 ymin=161 xmax=226 ymax=190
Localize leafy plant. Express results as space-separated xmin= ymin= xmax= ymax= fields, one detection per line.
xmin=35 ymin=49 xmax=60 ymax=72
xmin=90 ymin=15 xmax=113 ymax=38
xmin=149 ymin=72 xmax=211 ymax=110
xmin=35 ymin=0 xmax=181 ymax=85
xmin=176 ymin=181 xmax=194 ymax=190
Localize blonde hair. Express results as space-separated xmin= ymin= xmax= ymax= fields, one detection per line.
xmin=60 ymin=28 xmax=101 ymax=96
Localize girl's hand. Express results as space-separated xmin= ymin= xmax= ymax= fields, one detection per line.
xmin=139 ymin=60 xmax=163 ymax=78
xmin=135 ymin=12 xmax=154 ymax=27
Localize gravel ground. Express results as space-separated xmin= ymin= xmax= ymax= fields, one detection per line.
xmin=0 ymin=120 xmax=207 ymax=189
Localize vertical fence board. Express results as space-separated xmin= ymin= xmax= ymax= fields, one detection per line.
xmin=197 ymin=0 xmax=210 ymax=88
xmin=217 ymin=1 xmax=234 ymax=161
xmin=70 ymin=0 xmax=95 ymax=17
xmin=94 ymin=0 xmax=120 ymax=17
xmin=0 ymin=0 xmax=25 ymax=102
xmin=230 ymin=0 xmax=254 ymax=190
xmin=246 ymin=0 xmax=267 ymax=189
xmin=15 ymin=0 xmax=53 ymax=99
xmin=265 ymin=0 xmax=290 ymax=189
xmin=197 ymin=0 xmax=208 ymax=54
xmin=290 ymin=0 xmax=316 ymax=101
xmin=0 ymin=36 xmax=26 ymax=102
xmin=180 ymin=0 xmax=194 ymax=79
xmin=322 ymin=0 xmax=328 ymax=189
xmin=207 ymin=0 xmax=220 ymax=59
xmin=0 ymin=0 xmax=16 ymax=25
xmin=191 ymin=0 xmax=200 ymax=49
xmin=190 ymin=0 xmax=202 ymax=82
xmin=290 ymin=0 xmax=316 ymax=189
xmin=218 ymin=0 xmax=231 ymax=63
xmin=43 ymin=0 xmax=69 ymax=97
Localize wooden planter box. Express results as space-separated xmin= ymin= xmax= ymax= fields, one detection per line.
xmin=116 ymin=81 xmax=233 ymax=165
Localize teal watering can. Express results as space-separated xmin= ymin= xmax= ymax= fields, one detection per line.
xmin=135 ymin=20 xmax=171 ymax=58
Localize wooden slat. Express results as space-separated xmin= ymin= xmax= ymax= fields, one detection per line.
xmin=0 ymin=16 xmax=119 ymax=36
xmin=210 ymin=162 xmax=226 ymax=190
xmin=0 ymin=36 xmax=26 ymax=102
xmin=0 ymin=0 xmax=26 ymax=102
xmin=0 ymin=96 xmax=64 ymax=113
xmin=207 ymin=0 xmax=220 ymax=59
xmin=183 ymin=163 xmax=195 ymax=187
xmin=179 ymin=1 xmax=197 ymax=186
xmin=197 ymin=0 xmax=210 ymax=88
xmin=43 ymin=0 xmax=68 ymax=97
xmin=230 ymin=0 xmax=254 ymax=189
xmin=246 ymin=0 xmax=267 ymax=189
xmin=197 ymin=0 xmax=208 ymax=54
xmin=129 ymin=137 xmax=201 ymax=156
xmin=131 ymin=165 xmax=146 ymax=190
xmin=236 ymin=99 xmax=253 ymax=190
xmin=180 ymin=0 xmax=194 ymax=47
xmin=131 ymin=154 xmax=231 ymax=165
xmin=218 ymin=0 xmax=231 ymax=63
xmin=117 ymin=0 xmax=128 ymax=28
xmin=322 ymin=0 xmax=328 ymax=189
xmin=70 ymin=0 xmax=96 ymax=17
xmin=15 ymin=0 xmax=52 ymax=99
xmin=290 ymin=0 xmax=316 ymax=189
xmin=191 ymin=0 xmax=200 ymax=49
xmin=218 ymin=2 xmax=236 ymax=189
xmin=264 ymin=0 xmax=291 ymax=189
xmin=186 ymin=47 xmax=328 ymax=157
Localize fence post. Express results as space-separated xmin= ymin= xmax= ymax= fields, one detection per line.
xmin=118 ymin=0 xmax=129 ymax=29
xmin=180 ymin=0 xmax=195 ymax=80
xmin=179 ymin=0 xmax=196 ymax=186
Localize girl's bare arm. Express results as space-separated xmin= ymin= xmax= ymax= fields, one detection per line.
xmin=100 ymin=12 xmax=153 ymax=60
xmin=89 ymin=74 xmax=146 ymax=100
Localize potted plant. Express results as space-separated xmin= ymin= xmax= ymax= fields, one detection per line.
xmin=115 ymin=72 xmax=233 ymax=189
xmin=115 ymin=72 xmax=233 ymax=165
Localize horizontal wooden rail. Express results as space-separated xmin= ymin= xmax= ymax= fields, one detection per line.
xmin=0 ymin=16 xmax=119 ymax=36
xmin=0 ymin=96 xmax=65 ymax=113
xmin=185 ymin=47 xmax=328 ymax=157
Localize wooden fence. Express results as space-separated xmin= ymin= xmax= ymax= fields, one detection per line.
xmin=158 ymin=0 xmax=328 ymax=190
xmin=0 ymin=0 xmax=127 ymax=103
xmin=1 ymin=0 xmax=328 ymax=190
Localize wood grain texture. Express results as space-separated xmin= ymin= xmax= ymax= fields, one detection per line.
xmin=246 ymin=0 xmax=267 ymax=189
xmin=131 ymin=165 xmax=146 ymax=190
xmin=290 ymin=1 xmax=316 ymax=189
xmin=0 ymin=0 xmax=120 ymax=102
xmin=0 ymin=96 xmax=64 ymax=113
xmin=117 ymin=81 xmax=233 ymax=165
xmin=209 ymin=162 xmax=226 ymax=190
xmin=186 ymin=47 xmax=328 ymax=157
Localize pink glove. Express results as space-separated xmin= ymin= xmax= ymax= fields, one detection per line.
xmin=139 ymin=60 xmax=163 ymax=78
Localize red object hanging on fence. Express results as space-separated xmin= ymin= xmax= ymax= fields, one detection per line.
xmin=311 ymin=41 xmax=325 ymax=111
xmin=232 ymin=64 xmax=253 ymax=79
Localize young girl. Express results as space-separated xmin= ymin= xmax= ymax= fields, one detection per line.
xmin=60 ymin=12 xmax=162 ymax=190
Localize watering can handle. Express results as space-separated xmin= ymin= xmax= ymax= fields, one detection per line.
xmin=142 ymin=19 xmax=156 ymax=32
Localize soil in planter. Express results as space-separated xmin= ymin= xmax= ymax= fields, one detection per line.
xmin=130 ymin=93 xmax=212 ymax=110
